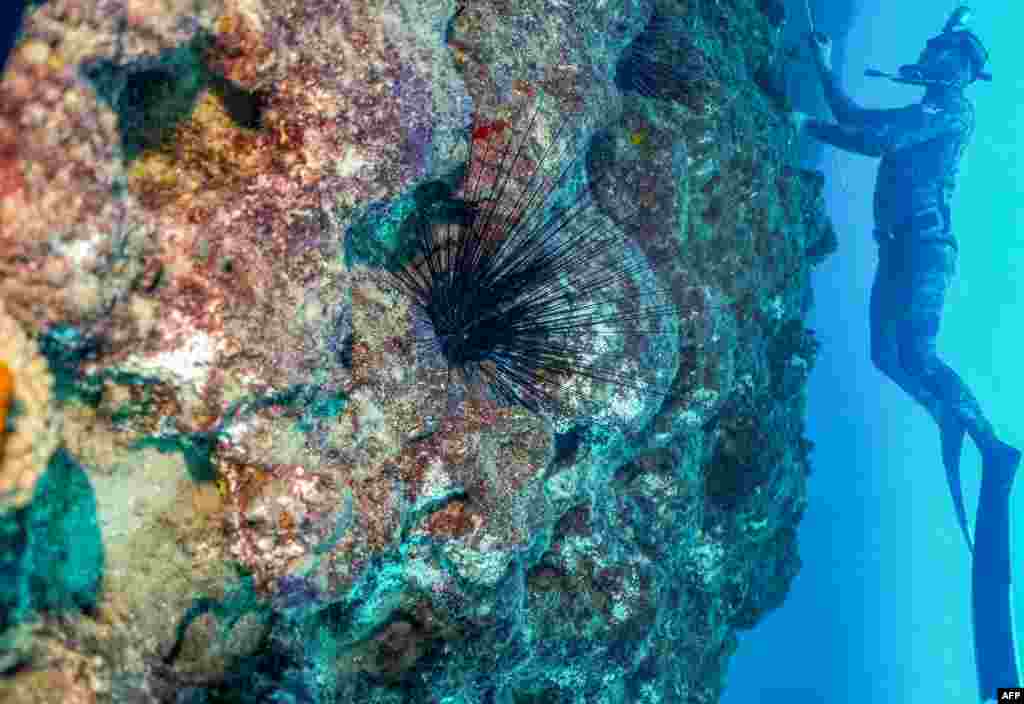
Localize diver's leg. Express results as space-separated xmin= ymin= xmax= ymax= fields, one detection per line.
xmin=872 ymin=240 xmax=972 ymax=552
xmin=898 ymin=242 xmax=1019 ymax=484
xmin=869 ymin=240 xmax=968 ymax=503
xmin=909 ymin=349 xmax=1020 ymax=484
xmin=870 ymin=239 xmax=945 ymax=419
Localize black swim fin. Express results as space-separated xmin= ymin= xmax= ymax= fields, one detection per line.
xmin=942 ymin=420 xmax=974 ymax=553
xmin=972 ymin=441 xmax=1022 ymax=700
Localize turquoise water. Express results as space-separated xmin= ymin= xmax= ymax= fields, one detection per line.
xmin=724 ymin=2 xmax=1024 ymax=701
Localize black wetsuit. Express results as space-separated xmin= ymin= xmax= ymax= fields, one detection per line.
xmin=805 ymin=69 xmax=1001 ymax=467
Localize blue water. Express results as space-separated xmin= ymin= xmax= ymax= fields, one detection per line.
xmin=722 ymin=2 xmax=1024 ymax=701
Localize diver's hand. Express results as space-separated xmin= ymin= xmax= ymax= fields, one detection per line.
xmin=786 ymin=110 xmax=810 ymax=134
xmin=807 ymin=32 xmax=833 ymax=72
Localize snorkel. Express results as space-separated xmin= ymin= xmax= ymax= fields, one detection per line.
xmin=865 ymin=6 xmax=992 ymax=87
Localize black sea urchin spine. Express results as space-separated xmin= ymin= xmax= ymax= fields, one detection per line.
xmin=383 ymin=99 xmax=677 ymax=417
xmin=614 ymin=10 xmax=719 ymax=111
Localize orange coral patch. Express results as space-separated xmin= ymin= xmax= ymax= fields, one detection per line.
xmin=0 ymin=360 xmax=11 ymax=453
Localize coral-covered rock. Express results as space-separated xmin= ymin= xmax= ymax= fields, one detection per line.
xmin=1 ymin=0 xmax=832 ymax=700
xmin=0 ymin=301 xmax=59 ymax=512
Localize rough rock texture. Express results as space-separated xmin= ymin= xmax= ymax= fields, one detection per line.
xmin=0 ymin=0 xmax=835 ymax=701
xmin=0 ymin=301 xmax=60 ymax=513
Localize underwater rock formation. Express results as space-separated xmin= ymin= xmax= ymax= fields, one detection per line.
xmin=0 ymin=301 xmax=60 ymax=512
xmin=0 ymin=0 xmax=834 ymax=701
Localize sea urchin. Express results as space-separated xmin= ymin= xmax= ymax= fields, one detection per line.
xmin=381 ymin=98 xmax=678 ymax=419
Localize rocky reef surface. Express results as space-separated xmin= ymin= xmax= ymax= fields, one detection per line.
xmin=0 ymin=0 xmax=836 ymax=701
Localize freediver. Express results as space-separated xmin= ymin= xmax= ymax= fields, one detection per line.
xmin=787 ymin=6 xmax=1021 ymax=699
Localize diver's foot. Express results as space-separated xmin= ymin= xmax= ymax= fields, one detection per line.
xmin=981 ymin=439 xmax=1022 ymax=494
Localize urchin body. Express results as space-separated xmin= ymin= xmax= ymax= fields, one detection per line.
xmin=382 ymin=100 xmax=676 ymax=417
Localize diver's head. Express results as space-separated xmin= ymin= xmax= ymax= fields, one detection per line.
xmin=897 ymin=6 xmax=990 ymax=89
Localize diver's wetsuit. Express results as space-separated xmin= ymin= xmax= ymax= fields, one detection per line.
xmin=806 ymin=69 xmax=1003 ymax=475
xmin=806 ymin=67 xmax=1023 ymax=699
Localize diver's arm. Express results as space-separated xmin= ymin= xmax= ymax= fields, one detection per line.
xmin=817 ymin=68 xmax=881 ymax=126
xmin=803 ymin=117 xmax=886 ymax=156
xmin=804 ymin=103 xmax=968 ymax=156
xmin=809 ymin=34 xmax=887 ymax=127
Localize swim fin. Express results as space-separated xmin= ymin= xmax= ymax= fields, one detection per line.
xmin=942 ymin=419 xmax=973 ymax=553
xmin=972 ymin=440 xmax=1022 ymax=701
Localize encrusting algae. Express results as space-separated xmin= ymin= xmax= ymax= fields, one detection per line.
xmin=0 ymin=301 xmax=59 ymax=511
